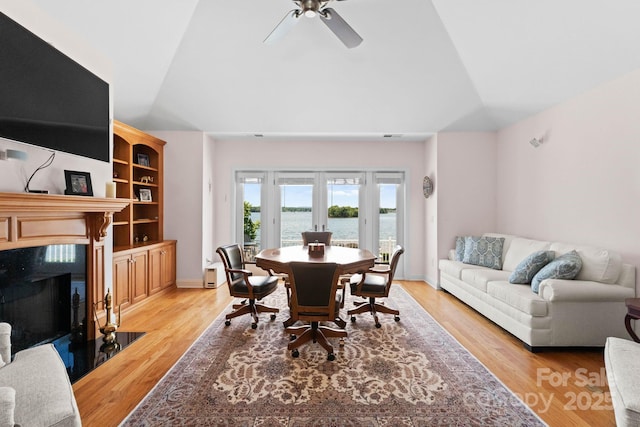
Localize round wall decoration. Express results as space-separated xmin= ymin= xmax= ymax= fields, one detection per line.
xmin=423 ymin=176 xmax=434 ymax=198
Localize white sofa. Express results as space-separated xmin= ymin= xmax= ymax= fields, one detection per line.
xmin=0 ymin=322 xmax=81 ymax=426
xmin=439 ymin=233 xmax=636 ymax=351
xmin=605 ymin=337 xmax=640 ymax=427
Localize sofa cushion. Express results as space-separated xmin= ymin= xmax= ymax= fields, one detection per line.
xmin=463 ymin=236 xmax=505 ymax=270
xmin=509 ymin=250 xmax=555 ymax=284
xmin=502 ymin=238 xmax=552 ymax=272
xmin=550 ymin=242 xmax=622 ymax=284
xmin=487 ymin=281 xmax=549 ymax=317
xmin=439 ymin=259 xmax=484 ymax=280
xmin=531 ymin=250 xmax=582 ymax=294
xmin=605 ymin=337 xmax=640 ymax=427
xmin=461 ymin=268 xmax=511 ymax=293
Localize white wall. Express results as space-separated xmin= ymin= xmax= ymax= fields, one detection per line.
xmin=424 ymin=135 xmax=438 ymax=286
xmin=495 ymin=68 xmax=640 ymax=292
xmin=149 ymin=131 xmax=209 ymax=287
xmin=432 ymin=131 xmax=498 ymax=287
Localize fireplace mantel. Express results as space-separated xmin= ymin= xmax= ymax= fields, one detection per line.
xmin=0 ymin=192 xmax=129 ymax=249
xmin=0 ymin=192 xmax=129 ymax=339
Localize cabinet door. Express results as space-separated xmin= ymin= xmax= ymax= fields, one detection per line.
xmin=113 ymin=254 xmax=131 ymax=310
xmin=161 ymin=242 xmax=176 ymax=289
xmin=131 ymin=250 xmax=148 ymax=304
xmin=148 ymin=247 xmax=163 ymax=295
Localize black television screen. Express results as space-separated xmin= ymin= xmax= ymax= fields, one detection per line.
xmin=0 ymin=12 xmax=109 ymax=162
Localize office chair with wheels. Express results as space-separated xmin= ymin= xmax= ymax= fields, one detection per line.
xmin=285 ymin=261 xmax=346 ymax=361
xmin=347 ymin=245 xmax=404 ymax=328
xmin=216 ymin=243 xmax=279 ymax=329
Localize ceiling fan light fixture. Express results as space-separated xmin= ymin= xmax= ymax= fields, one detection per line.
xmin=304 ymin=10 xmax=317 ymax=18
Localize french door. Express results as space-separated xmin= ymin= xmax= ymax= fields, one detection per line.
xmin=235 ymin=170 xmax=404 ymax=263
xmin=276 ymin=172 xmax=364 ymax=248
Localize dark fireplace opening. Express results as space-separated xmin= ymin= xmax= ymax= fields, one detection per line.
xmin=0 ymin=244 xmax=86 ymax=356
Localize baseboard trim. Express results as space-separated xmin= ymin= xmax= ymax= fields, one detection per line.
xmin=177 ymin=280 xmax=204 ymax=289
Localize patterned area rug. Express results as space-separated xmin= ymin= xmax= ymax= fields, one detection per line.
xmin=122 ymin=285 xmax=545 ymax=426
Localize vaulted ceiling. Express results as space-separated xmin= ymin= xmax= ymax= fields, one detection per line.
xmin=31 ymin=0 xmax=640 ymax=141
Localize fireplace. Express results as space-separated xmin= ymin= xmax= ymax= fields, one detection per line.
xmin=0 ymin=191 xmax=128 ymax=345
xmin=0 ymin=244 xmax=86 ymax=355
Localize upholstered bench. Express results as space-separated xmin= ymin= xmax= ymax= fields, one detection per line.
xmin=605 ymin=337 xmax=640 ymax=427
xmin=0 ymin=322 xmax=81 ymax=426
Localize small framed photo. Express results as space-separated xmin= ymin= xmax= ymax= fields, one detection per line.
xmin=64 ymin=170 xmax=93 ymax=196
xmin=139 ymin=189 xmax=152 ymax=202
xmin=137 ymin=153 xmax=150 ymax=167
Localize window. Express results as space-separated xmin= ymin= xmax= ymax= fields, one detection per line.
xmin=235 ymin=170 xmax=404 ymax=266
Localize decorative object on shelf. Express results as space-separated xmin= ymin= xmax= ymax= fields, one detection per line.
xmin=92 ymin=289 xmax=121 ymax=344
xmin=140 ymin=175 xmax=154 ymax=184
xmin=139 ymin=188 xmax=152 ymax=202
xmin=64 ymin=169 xmax=93 ymax=196
xmin=137 ymin=153 xmax=150 ymax=167
xmin=113 ymin=171 xmax=119 ymax=178
xmin=143 ymin=234 xmax=149 ymax=242
xmin=423 ymin=175 xmax=434 ymax=198
xmin=70 ymin=288 xmax=84 ymax=344
xmin=135 ymin=235 xmax=140 ymax=243
xmin=105 ymin=181 xmax=116 ymax=198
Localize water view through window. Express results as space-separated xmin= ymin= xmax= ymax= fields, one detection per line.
xmin=239 ymin=171 xmax=403 ymax=263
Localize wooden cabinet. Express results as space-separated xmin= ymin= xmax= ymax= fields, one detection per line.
xmin=112 ymin=120 xmax=176 ymax=312
xmin=149 ymin=241 xmax=176 ymax=295
xmin=113 ymin=250 xmax=148 ymax=309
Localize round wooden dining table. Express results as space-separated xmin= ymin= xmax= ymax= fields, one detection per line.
xmin=255 ymin=245 xmax=376 ymax=275
xmin=255 ymin=245 xmax=376 ymax=327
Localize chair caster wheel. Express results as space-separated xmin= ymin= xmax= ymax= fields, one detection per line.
xmin=394 ymin=316 xmax=400 ymax=322
xmin=251 ymin=323 xmax=257 ymax=329
xmin=292 ymin=349 xmax=299 ymax=358
xmin=225 ymin=320 xmax=231 ymax=326
xmin=327 ymin=353 xmax=336 ymax=361
xmin=375 ymin=323 xmax=381 ymax=328
xmin=351 ymin=316 xmax=356 ymax=322
xmin=270 ymin=314 xmax=277 ymax=321
xmin=289 ymin=334 xmax=297 ymax=341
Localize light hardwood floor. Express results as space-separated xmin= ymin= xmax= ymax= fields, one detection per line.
xmin=73 ymin=281 xmax=615 ymax=427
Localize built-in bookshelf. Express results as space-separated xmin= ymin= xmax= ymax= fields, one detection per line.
xmin=111 ymin=120 xmax=176 ymax=309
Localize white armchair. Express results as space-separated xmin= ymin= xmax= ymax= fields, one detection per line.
xmin=0 ymin=322 xmax=81 ymax=426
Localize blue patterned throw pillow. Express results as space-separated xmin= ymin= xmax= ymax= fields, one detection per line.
xmin=509 ymin=250 xmax=555 ymax=284
xmin=531 ymin=250 xmax=583 ymax=294
xmin=462 ymin=236 xmax=505 ymax=270
xmin=454 ymin=236 xmax=466 ymax=261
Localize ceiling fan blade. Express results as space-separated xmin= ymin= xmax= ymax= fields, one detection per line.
xmin=319 ymin=8 xmax=362 ymax=48
xmin=264 ymin=10 xmax=301 ymax=45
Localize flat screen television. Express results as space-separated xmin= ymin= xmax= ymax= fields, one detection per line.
xmin=0 ymin=12 xmax=110 ymax=162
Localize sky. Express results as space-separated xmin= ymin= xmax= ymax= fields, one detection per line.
xmin=245 ymin=184 xmax=396 ymax=208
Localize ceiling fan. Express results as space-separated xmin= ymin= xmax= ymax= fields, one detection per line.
xmin=264 ymin=0 xmax=363 ymax=48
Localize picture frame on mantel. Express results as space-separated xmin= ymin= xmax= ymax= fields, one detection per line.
xmin=64 ymin=170 xmax=93 ymax=196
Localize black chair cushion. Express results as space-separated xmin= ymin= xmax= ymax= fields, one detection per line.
xmin=230 ymin=275 xmax=279 ymax=297
xmin=350 ymin=273 xmax=387 ymax=295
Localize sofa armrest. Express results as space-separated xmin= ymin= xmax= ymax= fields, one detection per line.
xmin=539 ymin=279 xmax=635 ymax=302
xmin=0 ymin=386 xmax=16 ymax=427
xmin=0 ymin=323 xmax=10 ymax=366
